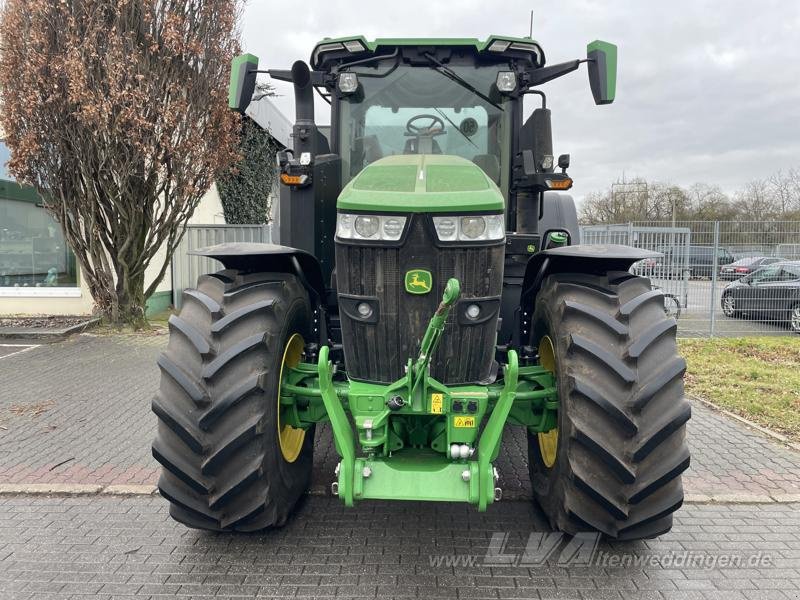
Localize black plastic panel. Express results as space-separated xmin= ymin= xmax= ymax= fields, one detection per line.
xmin=335 ymin=215 xmax=504 ymax=384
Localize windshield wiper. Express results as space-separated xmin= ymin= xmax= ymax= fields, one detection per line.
xmin=422 ymin=52 xmax=504 ymax=111
xmin=432 ymin=107 xmax=478 ymax=150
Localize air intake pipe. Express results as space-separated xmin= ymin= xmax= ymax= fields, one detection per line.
xmin=290 ymin=60 xmax=317 ymax=156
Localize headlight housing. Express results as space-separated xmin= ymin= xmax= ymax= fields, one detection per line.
xmin=336 ymin=213 xmax=407 ymax=241
xmin=433 ymin=214 xmax=505 ymax=242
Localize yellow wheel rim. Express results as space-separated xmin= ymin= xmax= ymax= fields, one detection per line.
xmin=537 ymin=335 xmax=559 ymax=469
xmin=278 ymin=333 xmax=306 ymax=463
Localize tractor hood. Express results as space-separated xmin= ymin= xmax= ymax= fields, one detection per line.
xmin=337 ymin=155 xmax=504 ymax=214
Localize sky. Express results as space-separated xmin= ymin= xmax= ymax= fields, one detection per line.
xmin=240 ymin=0 xmax=800 ymax=201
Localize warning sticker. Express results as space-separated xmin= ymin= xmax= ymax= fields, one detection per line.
xmin=430 ymin=393 xmax=443 ymax=414
xmin=453 ymin=416 xmax=476 ymax=428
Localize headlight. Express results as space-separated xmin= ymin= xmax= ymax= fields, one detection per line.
xmin=383 ymin=217 xmax=404 ymax=238
xmin=336 ymin=213 xmax=407 ymax=241
xmin=460 ymin=216 xmax=486 ymax=239
xmin=354 ymin=215 xmax=379 ymax=238
xmin=432 ymin=214 xmax=505 ymax=242
xmin=434 ymin=217 xmax=457 ymax=241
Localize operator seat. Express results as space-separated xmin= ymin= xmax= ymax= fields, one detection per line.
xmin=403 ymin=137 xmax=443 ymax=155
xmin=353 ymin=135 xmax=383 ymax=165
xmin=472 ymin=154 xmax=501 ymax=185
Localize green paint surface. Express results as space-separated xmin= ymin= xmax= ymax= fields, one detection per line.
xmin=352 ymin=165 xmax=417 ymax=192
xmin=228 ymin=53 xmax=258 ymax=109
xmin=0 ymin=179 xmax=42 ymax=204
xmin=145 ymin=291 xmax=172 ymax=317
xmin=338 ymin=155 xmax=504 ymax=213
xmin=587 ymin=40 xmax=617 ymax=104
xmin=426 ymin=165 xmax=488 ymax=193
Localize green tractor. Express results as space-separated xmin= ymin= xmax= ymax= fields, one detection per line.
xmin=152 ymin=34 xmax=690 ymax=540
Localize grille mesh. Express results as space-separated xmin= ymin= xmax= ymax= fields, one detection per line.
xmin=336 ymin=216 xmax=503 ymax=383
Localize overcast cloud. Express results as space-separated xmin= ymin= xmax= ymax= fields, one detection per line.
xmin=240 ymin=0 xmax=800 ymax=202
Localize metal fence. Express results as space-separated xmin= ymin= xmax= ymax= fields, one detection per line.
xmin=171 ymin=224 xmax=273 ymax=310
xmin=581 ymin=221 xmax=800 ymax=337
xmin=168 ymin=221 xmax=798 ymax=337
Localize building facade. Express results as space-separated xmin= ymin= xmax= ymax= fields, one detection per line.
xmin=0 ymin=97 xmax=289 ymax=318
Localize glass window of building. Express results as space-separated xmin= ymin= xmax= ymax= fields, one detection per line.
xmin=0 ymin=141 xmax=78 ymax=289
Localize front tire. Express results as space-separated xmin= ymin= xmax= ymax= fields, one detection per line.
xmin=527 ymin=272 xmax=690 ymax=540
xmin=790 ymin=303 xmax=800 ymax=334
xmin=152 ymin=269 xmax=314 ymax=532
xmin=721 ymin=293 xmax=738 ymax=318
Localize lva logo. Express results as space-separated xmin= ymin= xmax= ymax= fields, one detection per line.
xmin=483 ymin=532 xmax=601 ymax=567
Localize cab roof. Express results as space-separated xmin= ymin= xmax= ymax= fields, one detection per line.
xmin=311 ymin=35 xmax=545 ymax=70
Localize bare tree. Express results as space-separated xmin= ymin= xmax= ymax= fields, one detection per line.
xmin=0 ymin=0 xmax=242 ymax=325
xmin=685 ymin=183 xmax=735 ymax=221
xmin=734 ymin=179 xmax=780 ymax=221
xmin=768 ymin=169 xmax=800 ymax=215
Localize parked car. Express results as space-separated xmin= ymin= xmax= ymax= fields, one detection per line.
xmin=721 ymin=261 xmax=800 ymax=333
xmin=720 ymin=256 xmax=783 ymax=280
xmin=656 ymin=245 xmax=736 ymax=279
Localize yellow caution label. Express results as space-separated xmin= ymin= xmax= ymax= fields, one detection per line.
xmin=453 ymin=416 xmax=476 ymax=428
xmin=430 ymin=393 xmax=443 ymax=414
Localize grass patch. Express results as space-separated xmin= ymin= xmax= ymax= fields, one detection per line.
xmin=680 ymin=337 xmax=800 ymax=440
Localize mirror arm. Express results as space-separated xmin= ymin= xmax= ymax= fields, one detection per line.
xmin=520 ymin=89 xmax=546 ymax=109
xmin=524 ymin=59 xmax=582 ymax=88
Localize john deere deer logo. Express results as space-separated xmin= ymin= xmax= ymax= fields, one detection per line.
xmin=405 ymin=269 xmax=432 ymax=294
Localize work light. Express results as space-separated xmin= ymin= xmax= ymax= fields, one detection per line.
xmin=338 ymin=72 xmax=359 ymax=94
xmin=496 ymin=71 xmax=517 ymax=92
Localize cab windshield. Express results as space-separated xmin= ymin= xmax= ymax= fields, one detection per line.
xmin=337 ymin=61 xmax=512 ymax=195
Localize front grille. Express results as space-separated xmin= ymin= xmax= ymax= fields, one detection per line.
xmin=335 ymin=215 xmax=504 ymax=384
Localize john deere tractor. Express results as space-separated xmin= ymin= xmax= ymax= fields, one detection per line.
xmin=152 ymin=34 xmax=690 ymax=540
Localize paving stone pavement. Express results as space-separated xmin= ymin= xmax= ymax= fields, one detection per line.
xmin=1 ymin=334 xmax=799 ymax=501
xmin=1 ymin=495 xmax=799 ymax=600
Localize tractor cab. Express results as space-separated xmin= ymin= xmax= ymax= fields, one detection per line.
xmin=228 ymin=37 xmax=615 ymax=310
xmin=322 ymin=38 xmax=528 ymax=196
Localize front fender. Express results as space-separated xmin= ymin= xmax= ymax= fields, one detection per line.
xmin=518 ymin=244 xmax=662 ymax=343
xmin=191 ymin=242 xmax=326 ymax=302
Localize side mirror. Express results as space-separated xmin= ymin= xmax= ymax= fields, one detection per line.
xmin=530 ymin=108 xmax=553 ymax=172
xmin=228 ymin=53 xmax=259 ymax=113
xmin=587 ymin=40 xmax=617 ymax=105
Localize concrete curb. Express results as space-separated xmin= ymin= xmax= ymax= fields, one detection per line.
xmin=0 ymin=317 xmax=101 ymax=342
xmin=691 ymin=396 xmax=800 ymax=453
xmin=684 ymin=492 xmax=800 ymax=504
xmin=1 ymin=483 xmax=797 ymax=504
xmin=0 ymin=483 xmax=157 ymax=496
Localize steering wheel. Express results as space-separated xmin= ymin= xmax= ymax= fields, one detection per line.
xmin=405 ymin=114 xmax=446 ymax=137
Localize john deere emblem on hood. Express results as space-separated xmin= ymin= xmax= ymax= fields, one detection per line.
xmin=405 ymin=269 xmax=432 ymax=294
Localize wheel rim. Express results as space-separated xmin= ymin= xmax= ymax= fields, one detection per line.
xmin=537 ymin=335 xmax=559 ymax=469
xmin=278 ymin=333 xmax=306 ymax=462
xmin=792 ymin=307 xmax=800 ymax=332
xmin=722 ymin=295 xmax=735 ymax=316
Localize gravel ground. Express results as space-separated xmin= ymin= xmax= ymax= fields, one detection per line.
xmin=0 ymin=316 xmax=94 ymax=329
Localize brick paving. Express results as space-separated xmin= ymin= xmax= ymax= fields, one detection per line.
xmin=1 ymin=495 xmax=799 ymax=599
xmin=0 ymin=333 xmax=163 ymax=487
xmin=0 ymin=334 xmax=799 ymax=501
